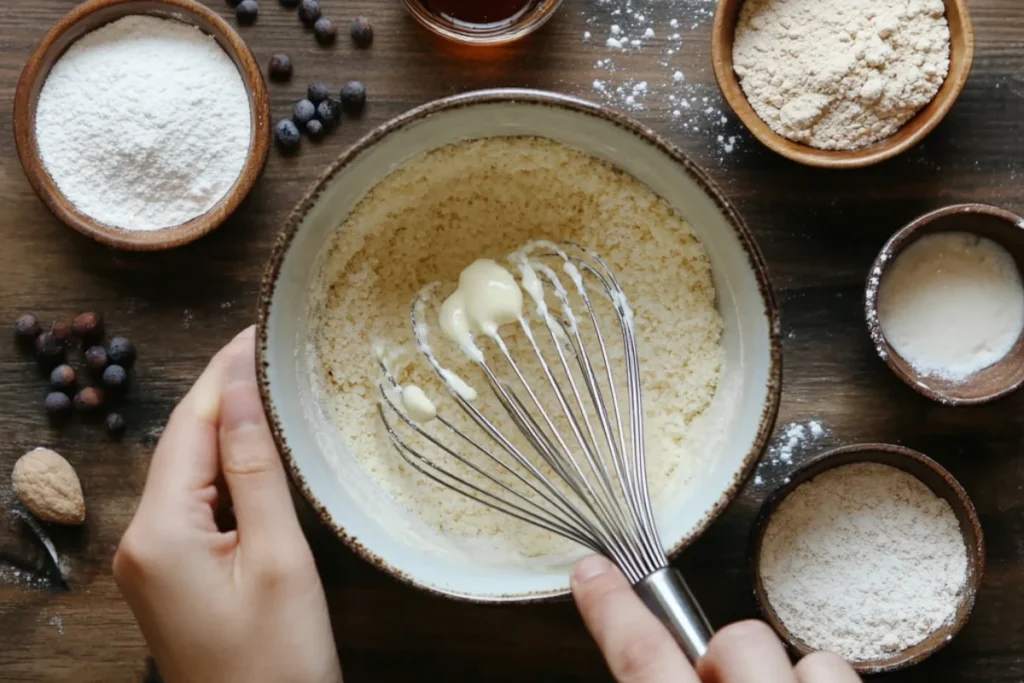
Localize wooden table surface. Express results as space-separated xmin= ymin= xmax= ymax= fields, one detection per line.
xmin=2 ymin=0 xmax=1024 ymax=680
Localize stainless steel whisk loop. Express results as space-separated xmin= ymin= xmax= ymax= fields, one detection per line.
xmin=377 ymin=241 xmax=713 ymax=662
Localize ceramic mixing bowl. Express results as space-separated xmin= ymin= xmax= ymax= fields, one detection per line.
xmin=257 ymin=89 xmax=782 ymax=601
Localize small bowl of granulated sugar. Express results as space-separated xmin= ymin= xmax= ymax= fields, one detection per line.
xmin=752 ymin=444 xmax=984 ymax=673
xmin=13 ymin=0 xmax=270 ymax=250
xmin=712 ymin=0 xmax=974 ymax=168
xmin=867 ymin=204 xmax=1024 ymax=405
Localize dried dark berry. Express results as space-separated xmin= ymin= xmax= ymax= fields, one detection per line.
xmin=275 ymin=119 xmax=301 ymax=153
xmin=307 ymin=82 xmax=330 ymax=104
xmin=268 ymin=54 xmax=293 ymax=81
xmin=106 ymin=412 xmax=127 ymax=439
xmin=298 ymin=0 xmax=321 ymax=26
xmin=108 ymin=336 xmax=136 ymax=368
xmin=340 ymin=81 xmax=366 ymax=114
xmin=71 ymin=311 xmax=104 ymax=342
xmin=45 ymin=392 xmax=72 ymax=421
xmin=74 ymin=387 xmax=105 ymax=413
xmin=51 ymin=321 xmax=71 ymax=344
xmin=305 ymin=119 xmax=325 ymax=140
xmin=350 ymin=16 xmax=373 ymax=48
xmin=314 ymin=17 xmax=337 ymax=44
xmin=50 ymin=364 xmax=77 ymax=393
xmin=293 ymin=99 xmax=316 ymax=127
xmin=14 ymin=313 xmax=41 ymax=343
xmin=316 ymin=98 xmax=341 ymax=128
xmin=236 ymin=0 xmax=258 ymax=25
xmin=102 ymin=364 xmax=128 ymax=391
xmin=279 ymin=0 xmax=298 ymax=6
xmin=85 ymin=345 xmax=109 ymax=373
xmin=35 ymin=332 xmax=66 ymax=369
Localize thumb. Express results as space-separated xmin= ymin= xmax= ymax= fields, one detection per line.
xmin=571 ymin=556 xmax=699 ymax=683
xmin=217 ymin=327 xmax=308 ymax=565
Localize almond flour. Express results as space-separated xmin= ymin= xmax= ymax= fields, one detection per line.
xmin=759 ymin=462 xmax=968 ymax=662
xmin=733 ymin=0 xmax=950 ymax=150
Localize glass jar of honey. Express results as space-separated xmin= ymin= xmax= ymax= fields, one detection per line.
xmin=402 ymin=0 xmax=563 ymax=45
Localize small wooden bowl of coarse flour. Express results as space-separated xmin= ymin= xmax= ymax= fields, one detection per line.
xmin=711 ymin=0 xmax=974 ymax=169
xmin=13 ymin=0 xmax=270 ymax=250
xmin=752 ymin=444 xmax=984 ymax=673
xmin=866 ymin=204 xmax=1024 ymax=405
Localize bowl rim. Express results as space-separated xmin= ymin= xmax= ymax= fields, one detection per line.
xmin=865 ymin=203 xmax=1024 ymax=406
xmin=256 ymin=88 xmax=783 ymax=603
xmin=12 ymin=0 xmax=270 ymax=251
xmin=710 ymin=0 xmax=975 ymax=169
xmin=749 ymin=442 xmax=986 ymax=674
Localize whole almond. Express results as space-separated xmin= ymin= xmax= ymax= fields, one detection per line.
xmin=12 ymin=448 xmax=85 ymax=525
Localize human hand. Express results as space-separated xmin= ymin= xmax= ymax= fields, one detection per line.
xmin=114 ymin=327 xmax=342 ymax=683
xmin=571 ymin=555 xmax=861 ymax=683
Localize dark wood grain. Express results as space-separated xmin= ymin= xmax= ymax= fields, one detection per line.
xmin=2 ymin=0 xmax=1024 ymax=681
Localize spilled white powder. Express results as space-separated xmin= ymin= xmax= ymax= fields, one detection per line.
xmin=877 ymin=232 xmax=1024 ymax=381
xmin=760 ymin=463 xmax=968 ymax=662
xmin=35 ymin=15 xmax=252 ymax=231
xmin=733 ymin=0 xmax=950 ymax=150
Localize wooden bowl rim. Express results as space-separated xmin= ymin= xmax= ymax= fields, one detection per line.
xmin=12 ymin=0 xmax=270 ymax=251
xmin=710 ymin=0 xmax=975 ymax=169
xmin=865 ymin=203 xmax=1024 ymax=406
xmin=750 ymin=443 xmax=986 ymax=674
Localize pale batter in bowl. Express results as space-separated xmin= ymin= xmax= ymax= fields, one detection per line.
xmin=307 ymin=136 xmax=727 ymax=566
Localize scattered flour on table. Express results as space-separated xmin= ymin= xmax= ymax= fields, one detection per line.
xmin=759 ymin=463 xmax=968 ymax=662
xmin=753 ymin=420 xmax=829 ymax=487
xmin=732 ymin=0 xmax=950 ymax=150
xmin=35 ymin=15 xmax=251 ymax=231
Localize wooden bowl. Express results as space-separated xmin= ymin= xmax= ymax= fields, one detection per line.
xmin=866 ymin=204 xmax=1024 ymax=405
xmin=751 ymin=443 xmax=985 ymax=674
xmin=711 ymin=0 xmax=974 ymax=168
xmin=12 ymin=0 xmax=270 ymax=251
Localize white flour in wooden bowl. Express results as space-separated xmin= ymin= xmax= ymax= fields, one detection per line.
xmin=759 ymin=462 xmax=969 ymax=662
xmin=732 ymin=0 xmax=950 ymax=150
xmin=308 ymin=137 xmax=728 ymax=564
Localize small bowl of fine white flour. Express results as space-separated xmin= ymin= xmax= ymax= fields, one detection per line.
xmin=866 ymin=204 xmax=1024 ymax=405
xmin=13 ymin=0 xmax=270 ymax=250
xmin=752 ymin=443 xmax=985 ymax=673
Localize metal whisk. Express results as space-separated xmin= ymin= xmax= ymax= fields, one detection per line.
xmin=377 ymin=241 xmax=713 ymax=662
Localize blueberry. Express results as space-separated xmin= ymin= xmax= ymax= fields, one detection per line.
xmin=293 ymin=99 xmax=316 ymax=127
xmin=307 ymin=82 xmax=330 ymax=104
xmin=35 ymin=332 xmax=66 ymax=369
xmin=103 ymin=364 xmax=128 ymax=391
xmin=85 ymin=345 xmax=109 ymax=373
xmin=316 ymin=98 xmax=341 ymax=128
xmin=71 ymin=311 xmax=104 ymax=342
xmin=45 ymin=392 xmax=72 ymax=421
xmin=236 ymin=0 xmax=258 ymax=25
xmin=314 ymin=17 xmax=337 ymax=45
xmin=50 ymin=321 xmax=71 ymax=344
xmin=350 ymin=16 xmax=373 ymax=48
xmin=298 ymin=0 xmax=321 ymax=26
xmin=268 ymin=54 xmax=293 ymax=82
xmin=225 ymin=0 xmax=242 ymax=6
xmin=305 ymin=119 xmax=325 ymax=140
xmin=340 ymin=81 xmax=366 ymax=114
xmin=74 ymin=387 xmax=105 ymax=414
xmin=108 ymin=336 xmax=136 ymax=368
xmin=14 ymin=313 xmax=41 ymax=343
xmin=50 ymin=364 xmax=77 ymax=393
xmin=275 ymin=119 xmax=301 ymax=153
xmin=106 ymin=412 xmax=127 ymax=439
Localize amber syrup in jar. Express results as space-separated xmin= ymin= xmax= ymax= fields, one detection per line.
xmin=417 ymin=0 xmax=539 ymax=29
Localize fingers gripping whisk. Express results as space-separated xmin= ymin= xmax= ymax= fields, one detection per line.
xmin=376 ymin=241 xmax=712 ymax=661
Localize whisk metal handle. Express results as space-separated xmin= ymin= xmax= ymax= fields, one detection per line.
xmin=635 ymin=567 xmax=713 ymax=663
